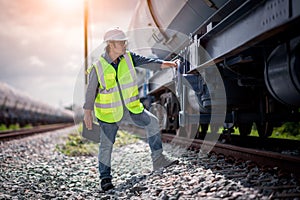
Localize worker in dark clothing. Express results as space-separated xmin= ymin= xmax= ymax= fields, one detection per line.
xmin=83 ymin=27 xmax=179 ymax=191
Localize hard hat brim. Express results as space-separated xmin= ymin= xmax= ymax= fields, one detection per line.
xmin=105 ymin=38 xmax=128 ymax=42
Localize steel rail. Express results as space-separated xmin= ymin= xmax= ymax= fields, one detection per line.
xmin=0 ymin=123 xmax=74 ymax=141
xmin=162 ymin=134 xmax=300 ymax=179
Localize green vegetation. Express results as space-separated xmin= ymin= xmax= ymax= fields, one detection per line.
xmin=0 ymin=123 xmax=32 ymax=131
xmin=229 ymin=122 xmax=300 ymax=140
xmin=0 ymin=124 xmax=20 ymax=131
xmin=272 ymin=122 xmax=300 ymax=140
xmin=56 ymin=125 xmax=140 ymax=157
xmin=0 ymin=124 xmax=7 ymax=131
xmin=56 ymin=133 xmax=98 ymax=156
xmin=205 ymin=122 xmax=300 ymax=140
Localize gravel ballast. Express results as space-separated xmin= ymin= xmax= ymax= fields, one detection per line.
xmin=0 ymin=126 xmax=299 ymax=199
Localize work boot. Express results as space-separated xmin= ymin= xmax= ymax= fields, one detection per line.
xmin=153 ymin=154 xmax=179 ymax=171
xmin=100 ymin=178 xmax=114 ymax=191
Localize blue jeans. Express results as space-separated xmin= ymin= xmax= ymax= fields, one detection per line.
xmin=98 ymin=109 xmax=163 ymax=180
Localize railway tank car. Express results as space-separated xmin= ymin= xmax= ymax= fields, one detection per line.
xmin=128 ymin=0 xmax=300 ymax=138
xmin=0 ymin=82 xmax=73 ymax=128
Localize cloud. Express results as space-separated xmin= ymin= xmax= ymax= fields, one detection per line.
xmin=0 ymin=0 xmax=138 ymax=107
xmin=28 ymin=56 xmax=45 ymax=68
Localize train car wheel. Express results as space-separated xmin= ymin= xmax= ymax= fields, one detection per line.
xmin=256 ymin=122 xmax=273 ymax=138
xmin=238 ymin=123 xmax=253 ymax=136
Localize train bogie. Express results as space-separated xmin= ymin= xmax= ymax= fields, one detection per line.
xmin=130 ymin=0 xmax=300 ymax=138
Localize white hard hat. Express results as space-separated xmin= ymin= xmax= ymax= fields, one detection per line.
xmin=103 ymin=27 xmax=128 ymax=42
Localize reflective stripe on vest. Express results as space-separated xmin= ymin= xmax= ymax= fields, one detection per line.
xmin=93 ymin=52 xmax=144 ymax=123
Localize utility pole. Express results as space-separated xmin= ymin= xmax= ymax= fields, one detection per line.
xmin=84 ymin=0 xmax=88 ymax=86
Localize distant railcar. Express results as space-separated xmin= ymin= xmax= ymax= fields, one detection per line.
xmin=0 ymin=82 xmax=73 ymax=128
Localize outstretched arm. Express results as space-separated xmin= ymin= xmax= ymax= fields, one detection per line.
xmin=130 ymin=52 xmax=179 ymax=70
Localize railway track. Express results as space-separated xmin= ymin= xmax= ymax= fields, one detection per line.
xmin=0 ymin=123 xmax=74 ymax=141
xmin=121 ymin=125 xmax=300 ymax=178
xmin=120 ymin=125 xmax=300 ymax=198
xmin=162 ymin=134 xmax=300 ymax=180
xmin=161 ymin=133 xmax=300 ymax=199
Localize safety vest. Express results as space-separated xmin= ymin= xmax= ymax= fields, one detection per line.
xmin=89 ymin=52 xmax=144 ymax=123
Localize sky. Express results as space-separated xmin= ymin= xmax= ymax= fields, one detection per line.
xmin=0 ymin=0 xmax=138 ymax=109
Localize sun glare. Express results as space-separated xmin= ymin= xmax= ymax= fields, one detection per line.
xmin=48 ymin=0 xmax=83 ymax=11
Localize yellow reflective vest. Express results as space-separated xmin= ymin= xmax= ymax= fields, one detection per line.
xmin=88 ymin=52 xmax=144 ymax=123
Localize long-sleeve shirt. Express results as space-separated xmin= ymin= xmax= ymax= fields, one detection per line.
xmin=83 ymin=51 xmax=163 ymax=110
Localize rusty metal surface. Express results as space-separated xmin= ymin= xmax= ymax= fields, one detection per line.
xmin=162 ymin=134 xmax=300 ymax=179
xmin=0 ymin=123 xmax=74 ymax=141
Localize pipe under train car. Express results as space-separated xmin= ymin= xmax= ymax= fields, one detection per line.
xmin=128 ymin=0 xmax=300 ymax=138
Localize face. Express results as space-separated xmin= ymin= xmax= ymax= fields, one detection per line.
xmin=109 ymin=40 xmax=127 ymax=56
